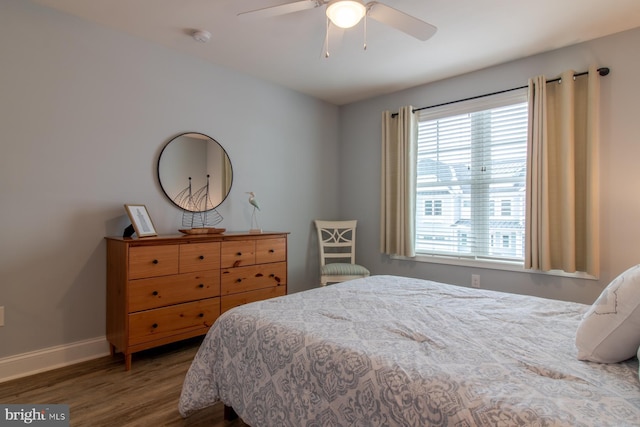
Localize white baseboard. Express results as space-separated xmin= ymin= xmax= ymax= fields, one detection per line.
xmin=0 ymin=336 xmax=110 ymax=383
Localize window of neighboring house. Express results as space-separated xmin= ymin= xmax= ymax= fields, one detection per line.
xmin=414 ymin=88 xmax=528 ymax=263
xmin=424 ymin=199 xmax=443 ymax=216
xmin=501 ymin=200 xmax=512 ymax=217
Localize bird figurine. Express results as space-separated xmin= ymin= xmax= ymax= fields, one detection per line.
xmin=247 ymin=192 xmax=260 ymax=211
xmin=246 ymin=192 xmax=262 ymax=233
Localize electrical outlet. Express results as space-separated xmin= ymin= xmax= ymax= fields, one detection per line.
xmin=0 ymin=306 xmax=4 ymax=327
xmin=471 ymin=274 xmax=480 ymax=288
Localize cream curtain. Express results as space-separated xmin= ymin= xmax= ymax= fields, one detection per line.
xmin=525 ymin=66 xmax=600 ymax=276
xmin=380 ymin=106 xmax=417 ymax=257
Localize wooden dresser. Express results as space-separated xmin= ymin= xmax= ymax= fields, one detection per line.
xmin=105 ymin=232 xmax=288 ymax=370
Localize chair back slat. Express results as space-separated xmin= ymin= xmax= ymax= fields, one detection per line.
xmin=315 ymin=220 xmax=357 ymax=267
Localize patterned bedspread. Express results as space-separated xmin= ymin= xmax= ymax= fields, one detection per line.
xmin=179 ymin=275 xmax=640 ymax=426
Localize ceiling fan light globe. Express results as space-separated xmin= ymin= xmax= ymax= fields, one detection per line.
xmin=326 ymin=0 xmax=366 ymax=29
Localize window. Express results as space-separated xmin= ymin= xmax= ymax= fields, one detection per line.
xmin=424 ymin=199 xmax=442 ymax=216
xmin=500 ymin=200 xmax=512 ymax=217
xmin=414 ymin=89 xmax=528 ymax=262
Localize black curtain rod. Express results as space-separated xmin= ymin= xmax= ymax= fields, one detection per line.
xmin=392 ymin=67 xmax=610 ymax=117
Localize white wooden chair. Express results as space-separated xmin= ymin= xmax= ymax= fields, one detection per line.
xmin=314 ymin=220 xmax=370 ymax=286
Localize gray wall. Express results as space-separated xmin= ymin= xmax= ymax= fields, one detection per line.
xmin=0 ymin=0 xmax=339 ymax=358
xmin=340 ymin=27 xmax=640 ymax=305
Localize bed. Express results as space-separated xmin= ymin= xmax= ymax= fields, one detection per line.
xmin=178 ymin=275 xmax=640 ymax=426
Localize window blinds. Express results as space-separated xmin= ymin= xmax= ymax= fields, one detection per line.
xmin=415 ymin=89 xmax=528 ymax=262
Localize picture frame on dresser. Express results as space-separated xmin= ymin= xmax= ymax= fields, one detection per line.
xmin=124 ymin=204 xmax=157 ymax=237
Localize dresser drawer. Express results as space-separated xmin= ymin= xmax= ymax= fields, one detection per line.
xmin=221 ymin=286 xmax=287 ymax=313
xmin=128 ymin=270 xmax=220 ymax=312
xmin=180 ymin=242 xmax=221 ymax=273
xmin=129 ymin=245 xmax=179 ymax=279
xmin=221 ymin=240 xmax=256 ymax=268
xmin=220 ymin=262 xmax=286 ymax=295
xmin=255 ymin=238 xmax=286 ymax=264
xmin=128 ymin=298 xmax=220 ymax=346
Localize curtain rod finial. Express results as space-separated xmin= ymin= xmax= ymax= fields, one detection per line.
xmin=598 ymin=67 xmax=610 ymax=76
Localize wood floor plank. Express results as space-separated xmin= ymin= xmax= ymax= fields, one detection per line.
xmin=0 ymin=337 xmax=248 ymax=427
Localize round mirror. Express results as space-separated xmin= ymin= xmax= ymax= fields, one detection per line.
xmin=157 ymin=132 xmax=233 ymax=212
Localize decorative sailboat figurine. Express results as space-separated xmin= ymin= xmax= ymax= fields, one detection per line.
xmin=175 ymin=175 xmax=225 ymax=234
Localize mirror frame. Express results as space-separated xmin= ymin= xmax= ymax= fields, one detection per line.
xmin=157 ymin=132 xmax=233 ymax=212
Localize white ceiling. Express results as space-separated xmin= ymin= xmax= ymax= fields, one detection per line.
xmin=31 ymin=0 xmax=640 ymax=105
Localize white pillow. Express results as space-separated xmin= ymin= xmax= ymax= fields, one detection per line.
xmin=575 ymin=264 xmax=640 ymax=363
xmin=637 ymin=346 xmax=640 ymax=381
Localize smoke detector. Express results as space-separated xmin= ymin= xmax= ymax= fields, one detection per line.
xmin=191 ymin=30 xmax=211 ymax=43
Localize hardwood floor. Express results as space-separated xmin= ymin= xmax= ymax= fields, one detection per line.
xmin=0 ymin=337 xmax=249 ymax=427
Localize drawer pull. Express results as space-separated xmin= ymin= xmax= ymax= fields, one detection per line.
xmin=269 ymin=249 xmax=275 ymax=253
xmin=236 ymin=278 xmax=242 ymax=283
xmin=152 ymin=323 xmax=158 ymax=329
xmin=236 ymin=252 xmax=242 ymax=256
xmin=199 ymin=255 xmax=205 ymax=260
xmin=152 ymin=291 xmax=159 ymax=296
xmin=198 ymin=284 xmax=204 ymax=288
xmin=255 ymin=273 xmax=264 ymax=278
xmin=152 ymin=259 xmax=159 ymax=264
xmin=198 ymin=313 xmax=204 ymax=318
xmin=269 ymin=274 xmax=275 ymax=278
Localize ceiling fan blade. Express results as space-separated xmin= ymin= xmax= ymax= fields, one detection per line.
xmin=367 ymin=2 xmax=437 ymax=41
xmin=238 ymin=0 xmax=320 ymax=21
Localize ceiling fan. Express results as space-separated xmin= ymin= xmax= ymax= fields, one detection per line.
xmin=238 ymin=0 xmax=437 ymax=52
